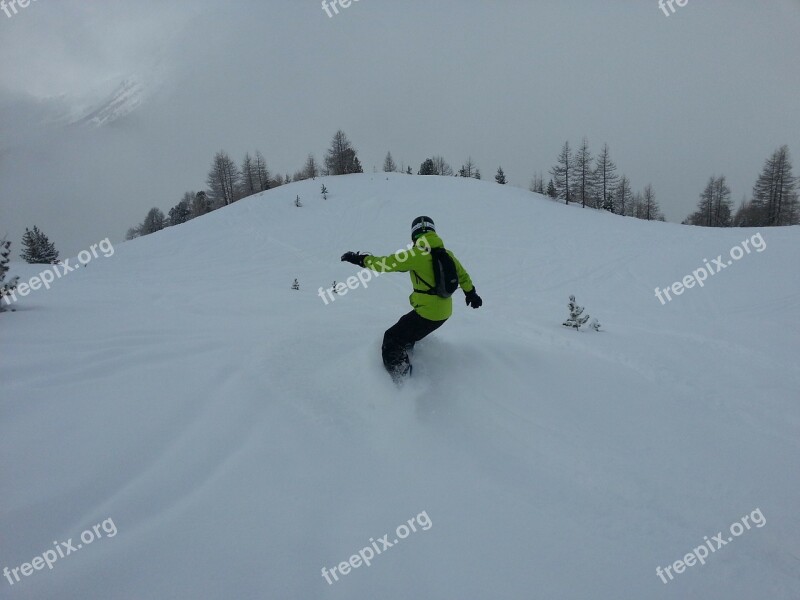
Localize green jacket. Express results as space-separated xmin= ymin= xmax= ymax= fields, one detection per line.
xmin=363 ymin=232 xmax=474 ymax=321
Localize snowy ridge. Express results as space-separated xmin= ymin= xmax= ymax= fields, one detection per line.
xmin=1 ymin=174 xmax=798 ymax=599
xmin=70 ymin=78 xmax=145 ymax=128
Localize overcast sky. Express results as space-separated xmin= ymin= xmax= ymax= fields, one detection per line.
xmin=1 ymin=0 xmax=799 ymax=255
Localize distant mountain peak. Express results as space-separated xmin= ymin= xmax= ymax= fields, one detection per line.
xmin=71 ymin=77 xmax=145 ymax=127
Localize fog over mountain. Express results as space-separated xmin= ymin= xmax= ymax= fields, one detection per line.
xmin=2 ymin=0 xmax=799 ymax=255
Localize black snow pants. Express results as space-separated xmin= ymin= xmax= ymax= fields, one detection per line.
xmin=382 ymin=310 xmax=447 ymax=378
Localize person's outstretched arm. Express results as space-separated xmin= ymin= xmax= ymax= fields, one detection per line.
xmin=359 ymin=249 xmax=427 ymax=273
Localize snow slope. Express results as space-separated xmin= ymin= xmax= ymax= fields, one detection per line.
xmin=2 ymin=174 xmax=799 ymax=599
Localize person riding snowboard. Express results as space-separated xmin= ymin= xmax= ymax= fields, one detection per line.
xmin=341 ymin=216 xmax=482 ymax=383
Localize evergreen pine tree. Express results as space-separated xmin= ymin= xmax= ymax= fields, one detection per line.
xmin=749 ymin=145 xmax=798 ymax=226
xmin=325 ymin=131 xmax=362 ymax=175
xmin=20 ymin=227 xmax=40 ymax=263
xmin=562 ymin=295 xmax=590 ymax=331
xmin=383 ymin=152 xmax=397 ymax=172
xmin=602 ymin=192 xmax=614 ymax=212
xmin=418 ymin=158 xmax=436 ymax=175
xmin=546 ymin=179 xmax=558 ymax=198
xmin=168 ymin=196 xmax=192 ymax=226
xmin=495 ymin=167 xmax=507 ymax=184
xmin=191 ymin=191 xmax=212 ymax=218
xmin=0 ymin=237 xmax=19 ymax=310
xmin=291 ymin=279 xmax=300 ymax=290
xmin=0 ymin=237 xmax=11 ymax=283
xmin=20 ymin=226 xmax=59 ymax=264
xmin=550 ymin=141 xmax=573 ymax=204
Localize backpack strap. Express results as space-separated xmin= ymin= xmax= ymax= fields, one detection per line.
xmin=412 ymin=270 xmax=437 ymax=295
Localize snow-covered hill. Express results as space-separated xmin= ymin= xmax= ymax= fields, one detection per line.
xmin=2 ymin=174 xmax=798 ymax=599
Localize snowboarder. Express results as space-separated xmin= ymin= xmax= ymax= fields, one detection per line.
xmin=341 ymin=216 xmax=482 ymax=383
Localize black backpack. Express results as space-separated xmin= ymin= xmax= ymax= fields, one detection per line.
xmin=415 ymin=247 xmax=459 ymax=298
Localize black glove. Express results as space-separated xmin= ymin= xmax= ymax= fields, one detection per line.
xmin=341 ymin=251 xmax=370 ymax=268
xmin=465 ymin=288 xmax=483 ymax=309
